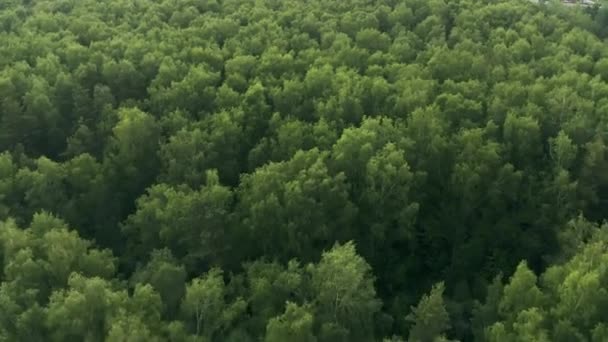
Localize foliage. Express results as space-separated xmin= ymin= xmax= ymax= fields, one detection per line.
xmin=1 ymin=0 xmax=608 ymax=340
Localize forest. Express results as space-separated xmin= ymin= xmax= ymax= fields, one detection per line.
xmin=2 ymin=0 xmax=608 ymax=340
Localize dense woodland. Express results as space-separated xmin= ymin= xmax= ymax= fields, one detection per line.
xmin=3 ymin=0 xmax=608 ymax=340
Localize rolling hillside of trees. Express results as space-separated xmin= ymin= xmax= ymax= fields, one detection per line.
xmin=2 ymin=0 xmax=608 ymax=340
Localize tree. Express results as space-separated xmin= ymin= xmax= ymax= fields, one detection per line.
xmin=0 ymin=152 xmax=17 ymax=219
xmin=151 ymin=65 xmax=220 ymax=117
xmin=475 ymin=222 xmax=608 ymax=342
xmin=471 ymin=275 xmax=504 ymax=341
xmin=238 ymin=149 xmax=356 ymax=261
xmin=360 ymin=143 xmax=419 ymax=252
xmin=123 ymin=171 xmax=234 ymax=271
xmin=45 ymin=274 xmax=127 ymax=342
xmin=406 ymin=283 xmax=451 ymax=342
xmin=159 ymin=111 xmax=244 ymax=187
xmin=265 ymin=302 xmax=317 ymax=342
xmin=0 ymin=212 xmax=115 ymax=293
xmin=130 ymin=249 xmax=187 ymax=317
xmin=355 ymin=28 xmax=391 ymax=52
xmin=106 ymin=314 xmax=162 ymax=342
xmin=101 ymin=107 xmax=161 ymax=246
xmin=243 ymin=259 xmax=306 ymax=336
xmin=310 ymin=241 xmax=381 ymax=341
xmin=4 ymin=0 xmax=608 ymax=340
xmin=181 ymin=268 xmax=246 ymax=340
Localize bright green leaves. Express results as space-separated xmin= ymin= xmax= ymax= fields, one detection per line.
xmin=46 ymin=274 xmax=127 ymax=342
xmin=159 ymin=111 xmax=244 ymax=186
xmin=498 ymin=262 xmax=545 ymax=318
xmin=150 ymin=65 xmax=221 ymax=117
xmin=244 ymin=259 xmax=305 ymax=333
xmin=362 ymin=143 xmax=418 ymax=242
xmin=181 ymin=268 xmax=246 ymax=340
xmin=109 ymin=108 xmax=160 ymax=165
xmin=106 ymin=314 xmax=163 ymax=342
xmin=311 ymin=241 xmax=381 ymax=341
xmin=123 ymin=172 xmax=234 ymax=269
xmin=482 ymin=262 xmax=547 ymax=342
xmin=238 ymin=149 xmax=356 ymax=261
xmin=46 ymin=274 xmax=165 ymax=342
xmin=477 ymin=220 xmax=608 ymax=341
xmin=0 ymin=213 xmax=115 ymax=294
xmin=86 ymin=107 xmax=161 ymax=246
xmin=551 ymin=131 xmax=578 ymax=171
xmin=406 ymin=283 xmax=451 ymax=342
xmin=4 ymin=0 xmax=608 ymax=341
xmin=246 ymin=241 xmax=382 ymax=342
xmin=224 ymin=55 xmax=257 ymax=92
xmin=265 ymin=302 xmax=317 ymax=342
xmin=0 ymin=213 xmax=118 ymax=341
xmin=14 ymin=157 xmax=68 ymax=221
xmin=545 ymin=130 xmax=581 ymax=222
xmin=487 ymin=308 xmax=550 ymax=342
